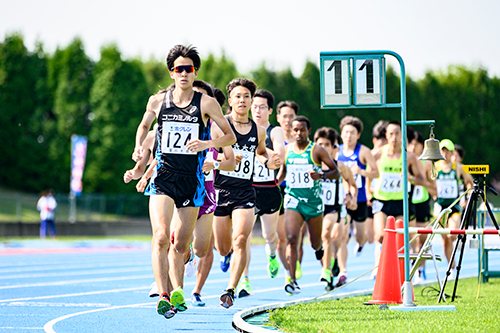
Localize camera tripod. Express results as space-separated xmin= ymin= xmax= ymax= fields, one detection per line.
xmin=438 ymin=175 xmax=499 ymax=302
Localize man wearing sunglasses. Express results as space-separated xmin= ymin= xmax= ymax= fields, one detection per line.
xmin=132 ymin=44 xmax=235 ymax=319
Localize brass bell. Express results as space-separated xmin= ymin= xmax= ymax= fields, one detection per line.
xmin=418 ymin=126 xmax=445 ymax=162
xmin=418 ymin=125 xmax=445 ymax=179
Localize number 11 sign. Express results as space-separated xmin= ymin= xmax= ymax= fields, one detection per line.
xmin=320 ymin=53 xmax=386 ymax=109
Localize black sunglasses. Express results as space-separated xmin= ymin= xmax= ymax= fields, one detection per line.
xmin=171 ymin=65 xmax=197 ymax=73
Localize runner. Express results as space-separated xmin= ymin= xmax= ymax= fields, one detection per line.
xmin=371 ymin=121 xmax=425 ymax=275
xmin=188 ymin=85 xmax=237 ymax=306
xmin=277 ymin=116 xmax=340 ymax=294
xmin=314 ymin=127 xmax=357 ymax=290
xmin=237 ymin=89 xmax=286 ymax=298
xmin=213 ymin=78 xmax=280 ymax=309
xmin=275 ymin=101 xmax=306 ymax=281
xmin=337 ymin=116 xmax=379 ymax=284
xmin=434 ymin=139 xmax=473 ymax=277
xmin=365 ymin=120 xmax=388 ymax=248
xmin=131 ymin=45 xmax=235 ymax=318
xmin=408 ymin=129 xmax=437 ymax=283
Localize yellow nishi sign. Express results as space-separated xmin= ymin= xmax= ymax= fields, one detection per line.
xmin=462 ymin=165 xmax=489 ymax=174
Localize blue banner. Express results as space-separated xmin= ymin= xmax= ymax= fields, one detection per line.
xmin=70 ymin=135 xmax=87 ymax=196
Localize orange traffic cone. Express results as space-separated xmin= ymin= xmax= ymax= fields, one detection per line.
xmin=366 ymin=216 xmax=402 ymax=304
xmin=395 ymin=219 xmax=416 ymax=302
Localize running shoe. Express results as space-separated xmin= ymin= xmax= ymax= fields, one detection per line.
xmin=320 ymin=268 xmax=332 ymax=285
xmin=331 ymin=258 xmax=340 ymax=277
xmin=315 ymin=247 xmax=324 ymax=260
xmin=284 ymin=281 xmax=301 ymax=295
xmin=237 ymin=277 xmax=253 ymax=298
xmin=335 ymin=274 xmax=347 ymax=288
xmin=296 ymin=261 xmax=302 ymax=279
xmin=191 ymin=293 xmax=205 ymax=307
xmin=220 ymin=253 xmax=232 ymax=272
xmin=354 ymin=243 xmax=364 ymax=257
xmin=157 ymin=294 xmax=176 ymax=319
xmin=284 ymin=275 xmax=292 ymax=295
xmin=220 ymin=288 xmax=235 ymax=309
xmin=267 ymin=255 xmax=280 ymax=278
xmin=170 ymin=287 xmax=188 ymax=312
xmin=149 ymin=281 xmax=159 ymax=298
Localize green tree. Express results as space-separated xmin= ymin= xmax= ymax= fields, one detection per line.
xmin=45 ymin=38 xmax=94 ymax=192
xmin=86 ymin=44 xmax=149 ymax=193
xmin=0 ymin=33 xmax=55 ymax=192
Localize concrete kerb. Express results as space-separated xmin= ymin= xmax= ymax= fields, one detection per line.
xmin=232 ymin=289 xmax=373 ymax=332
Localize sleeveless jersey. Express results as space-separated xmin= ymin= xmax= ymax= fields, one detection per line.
xmin=436 ymin=162 xmax=459 ymax=207
xmin=285 ymin=141 xmax=322 ymax=201
xmin=322 ymin=167 xmax=344 ymax=207
xmin=215 ymin=116 xmax=259 ymax=190
xmin=337 ymin=143 xmax=367 ymax=202
xmin=253 ymin=124 xmax=278 ymax=186
xmin=374 ymin=145 xmax=405 ymax=201
xmin=155 ymin=90 xmax=209 ymax=176
xmin=412 ymin=160 xmax=430 ymax=204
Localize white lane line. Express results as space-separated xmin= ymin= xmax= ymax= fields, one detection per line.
xmin=43 ymin=302 xmax=152 ymax=333
xmin=0 ymin=287 xmax=148 ymax=303
xmin=0 ymin=261 xmax=149 ymax=274
xmin=0 ymin=266 xmax=151 ymax=280
xmin=0 ymin=274 xmax=153 ymax=290
xmin=41 ymin=282 xmax=324 ymax=333
xmin=0 ymin=327 xmax=43 ymax=330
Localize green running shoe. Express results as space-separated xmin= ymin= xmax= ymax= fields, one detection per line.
xmin=237 ymin=277 xmax=253 ymax=298
xmin=170 ymin=287 xmax=188 ymax=312
xmin=320 ymin=268 xmax=332 ymax=284
xmin=267 ymin=255 xmax=280 ymax=278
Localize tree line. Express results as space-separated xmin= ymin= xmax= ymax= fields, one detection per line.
xmin=1 ymin=32 xmax=499 ymax=195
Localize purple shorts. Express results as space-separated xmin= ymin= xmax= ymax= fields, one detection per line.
xmin=198 ymin=181 xmax=217 ymax=218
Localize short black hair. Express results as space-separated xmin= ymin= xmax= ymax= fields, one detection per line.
xmin=193 ymin=80 xmax=214 ymax=97
xmin=314 ymin=127 xmax=339 ymax=145
xmin=226 ymin=78 xmax=257 ymax=97
xmin=340 ymin=116 xmax=363 ymax=134
xmin=372 ymin=120 xmax=388 ymax=140
xmin=213 ymin=87 xmax=226 ymax=107
xmin=254 ymin=89 xmax=275 ymax=109
xmin=455 ymin=144 xmax=465 ymax=159
xmin=166 ymin=45 xmax=201 ymax=71
xmin=293 ymin=115 xmax=311 ymax=130
xmin=276 ymin=100 xmax=299 ymax=115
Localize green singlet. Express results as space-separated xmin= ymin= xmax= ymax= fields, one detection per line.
xmin=374 ymin=145 xmax=404 ymax=201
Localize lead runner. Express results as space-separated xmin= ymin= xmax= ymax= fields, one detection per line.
xmin=131 ymin=45 xmax=235 ymax=319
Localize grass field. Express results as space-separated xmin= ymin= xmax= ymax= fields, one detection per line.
xmin=269 ymin=277 xmax=498 ymax=333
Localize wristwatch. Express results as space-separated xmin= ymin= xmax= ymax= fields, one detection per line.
xmin=321 ymin=172 xmax=326 ymax=180
xmin=213 ymin=161 xmax=220 ymax=170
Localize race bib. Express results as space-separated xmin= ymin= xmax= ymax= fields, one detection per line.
xmin=413 ymin=185 xmax=424 ymax=201
xmin=284 ymin=194 xmax=299 ymax=209
xmin=253 ymin=159 xmax=274 ymax=182
xmin=322 ymin=180 xmax=344 ymax=205
xmin=380 ymin=173 xmax=403 ymax=193
xmin=345 ymin=161 xmax=363 ymax=188
xmin=203 ymin=151 xmax=215 ymax=182
xmin=161 ymin=122 xmax=199 ymax=155
xmin=287 ymin=164 xmax=313 ymax=188
xmin=220 ymin=149 xmax=254 ymax=180
xmin=437 ymin=179 xmax=458 ymax=199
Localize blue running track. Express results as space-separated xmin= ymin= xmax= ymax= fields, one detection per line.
xmin=0 ymin=236 xmax=498 ymax=333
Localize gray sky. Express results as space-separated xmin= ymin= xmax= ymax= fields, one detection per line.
xmin=1 ymin=0 xmax=499 ymax=79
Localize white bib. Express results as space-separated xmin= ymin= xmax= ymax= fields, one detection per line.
xmin=287 ymin=164 xmax=314 ymax=188
xmin=161 ymin=121 xmax=199 ymax=155
xmin=220 ymin=149 xmax=254 ymax=180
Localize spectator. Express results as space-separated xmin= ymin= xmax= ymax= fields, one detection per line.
xmin=37 ymin=189 xmax=57 ymax=238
